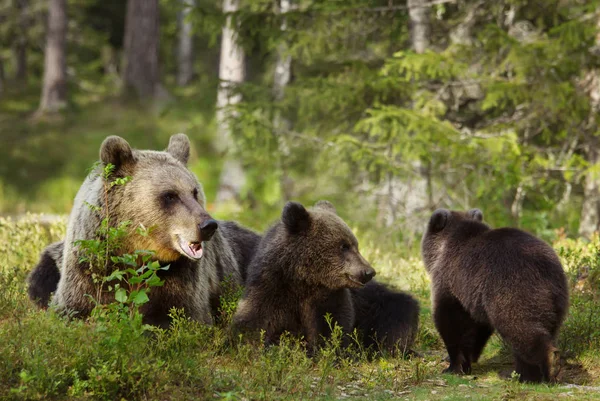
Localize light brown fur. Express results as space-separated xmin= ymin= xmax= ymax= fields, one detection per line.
xmin=52 ymin=134 xmax=241 ymax=327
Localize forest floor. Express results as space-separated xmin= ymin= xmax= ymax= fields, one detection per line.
xmin=1 ymin=216 xmax=600 ymax=400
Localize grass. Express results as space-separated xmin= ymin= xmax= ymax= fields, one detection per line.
xmin=1 ymin=216 xmax=600 ymax=400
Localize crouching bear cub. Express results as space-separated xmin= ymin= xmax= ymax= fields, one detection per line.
xmin=421 ymin=209 xmax=568 ymax=383
xmin=42 ymin=134 xmax=246 ymax=328
xmin=233 ymin=200 xmax=419 ymax=353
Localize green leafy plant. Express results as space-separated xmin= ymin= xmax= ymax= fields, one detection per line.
xmin=104 ymin=249 xmax=170 ymax=318
xmin=73 ymin=163 xmax=169 ymax=322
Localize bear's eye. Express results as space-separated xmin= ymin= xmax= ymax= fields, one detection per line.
xmin=161 ymin=191 xmax=178 ymax=205
xmin=340 ymin=242 xmax=352 ymax=252
xmin=193 ymin=188 xmax=199 ymax=199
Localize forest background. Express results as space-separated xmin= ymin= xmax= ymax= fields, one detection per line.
xmin=3 ymin=0 xmax=600 ymax=245
xmin=3 ymin=1 xmax=600 ymax=399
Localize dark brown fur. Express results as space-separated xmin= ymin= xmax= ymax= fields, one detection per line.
xmin=232 ymin=201 xmax=376 ymax=349
xmin=421 ymin=208 xmax=569 ymax=383
xmin=351 ymin=281 xmax=419 ymax=354
xmin=27 ymin=241 xmax=63 ymax=309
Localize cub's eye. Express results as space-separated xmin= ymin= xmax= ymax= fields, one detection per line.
xmin=193 ymin=188 xmax=199 ymax=199
xmin=161 ymin=191 xmax=178 ymax=204
xmin=340 ymin=243 xmax=352 ymax=252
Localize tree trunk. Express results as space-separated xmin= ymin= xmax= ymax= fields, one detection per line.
xmin=580 ymin=143 xmax=600 ymax=238
xmin=408 ymin=0 xmax=429 ymax=54
xmin=177 ymin=0 xmax=195 ymax=86
xmin=273 ymin=0 xmax=293 ymax=200
xmin=0 ymin=56 xmax=4 ymax=93
xmin=13 ymin=44 xmax=27 ymax=82
xmin=123 ymin=0 xmax=165 ymax=100
xmin=38 ymin=0 xmax=67 ymax=113
xmin=376 ymin=0 xmax=432 ymax=228
xmin=13 ymin=0 xmax=28 ymax=82
xmin=579 ymin=14 xmax=600 ymax=239
xmin=273 ymin=0 xmax=292 ymax=103
xmin=215 ymin=0 xmax=246 ymax=204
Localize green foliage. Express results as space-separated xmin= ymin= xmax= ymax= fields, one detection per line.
xmin=2 ymin=218 xmax=600 ymax=399
xmin=217 ymin=274 xmax=244 ymax=325
xmin=556 ymin=234 xmax=600 ymax=356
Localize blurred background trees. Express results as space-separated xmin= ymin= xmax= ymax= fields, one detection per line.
xmin=1 ymin=0 xmax=600 ymax=244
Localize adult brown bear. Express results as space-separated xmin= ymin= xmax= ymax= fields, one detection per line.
xmin=27 ymin=134 xmax=258 ymax=328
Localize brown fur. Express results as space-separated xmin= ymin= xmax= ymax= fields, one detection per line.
xmin=232 ymin=201 xmax=376 ymax=349
xmin=421 ymin=208 xmax=569 ymax=383
xmin=50 ymin=134 xmax=241 ymax=327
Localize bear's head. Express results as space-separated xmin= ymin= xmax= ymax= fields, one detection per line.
xmin=421 ymin=208 xmax=485 ymax=271
xmin=279 ymin=200 xmax=376 ymax=290
xmin=99 ymin=134 xmax=218 ymax=262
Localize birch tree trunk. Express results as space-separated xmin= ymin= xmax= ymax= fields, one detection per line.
xmin=38 ymin=0 xmax=67 ymax=113
xmin=580 ymin=144 xmax=600 ymax=238
xmin=177 ymin=0 xmax=195 ymax=86
xmin=579 ymin=14 xmax=600 ymax=238
xmin=408 ymin=0 xmax=429 ymax=54
xmin=123 ymin=0 xmax=166 ymax=100
xmin=273 ymin=0 xmax=292 ymax=104
xmin=215 ymin=0 xmax=246 ymax=204
xmin=273 ymin=0 xmax=293 ymax=200
xmin=376 ymin=0 xmax=431 ymax=228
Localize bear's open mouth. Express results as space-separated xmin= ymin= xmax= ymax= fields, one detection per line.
xmin=345 ymin=274 xmax=365 ymax=287
xmin=178 ymin=237 xmax=203 ymax=260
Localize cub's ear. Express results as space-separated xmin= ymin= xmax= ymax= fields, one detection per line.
xmin=428 ymin=209 xmax=451 ymax=233
xmin=468 ymin=208 xmax=483 ymax=222
xmin=282 ymin=201 xmax=311 ymax=234
xmin=167 ymin=133 xmax=190 ymax=165
xmin=314 ymin=200 xmax=337 ymax=214
xmin=100 ymin=136 xmax=134 ymax=171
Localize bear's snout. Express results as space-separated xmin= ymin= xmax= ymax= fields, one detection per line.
xmin=346 ymin=265 xmax=376 ymax=287
xmin=199 ymin=219 xmax=219 ymax=241
xmin=358 ymin=268 xmax=376 ymax=284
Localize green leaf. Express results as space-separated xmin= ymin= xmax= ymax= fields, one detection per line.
xmin=105 ymin=270 xmax=124 ymax=282
xmin=145 ymin=274 xmax=164 ymax=287
xmin=128 ymin=276 xmax=143 ymax=285
xmin=115 ymin=288 xmax=127 ymax=303
xmin=131 ymin=290 xmax=150 ymax=306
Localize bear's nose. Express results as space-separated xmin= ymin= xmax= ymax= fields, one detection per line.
xmin=199 ymin=219 xmax=218 ymax=241
xmin=360 ymin=268 xmax=376 ymax=284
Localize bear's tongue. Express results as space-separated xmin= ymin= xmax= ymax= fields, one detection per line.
xmin=179 ymin=238 xmax=203 ymax=260
xmin=188 ymin=242 xmax=203 ymax=258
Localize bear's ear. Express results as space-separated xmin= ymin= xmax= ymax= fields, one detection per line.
xmin=468 ymin=208 xmax=483 ymax=222
xmin=100 ymin=136 xmax=134 ymax=171
xmin=282 ymin=201 xmax=311 ymax=234
xmin=428 ymin=209 xmax=451 ymax=233
xmin=167 ymin=133 xmax=190 ymax=165
xmin=314 ymin=200 xmax=337 ymax=214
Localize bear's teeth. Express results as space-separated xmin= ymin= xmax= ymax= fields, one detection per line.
xmin=189 ymin=242 xmax=202 ymax=254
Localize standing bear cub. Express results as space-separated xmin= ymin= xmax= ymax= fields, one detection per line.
xmin=44 ymin=134 xmax=244 ymax=328
xmin=421 ymin=209 xmax=568 ymax=383
xmin=233 ymin=200 xmax=419 ymax=353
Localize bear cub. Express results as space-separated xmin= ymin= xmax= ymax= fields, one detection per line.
xmin=421 ymin=208 xmax=568 ymax=383
xmin=233 ymin=200 xmax=376 ymax=349
xmin=233 ymin=200 xmax=420 ymax=354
